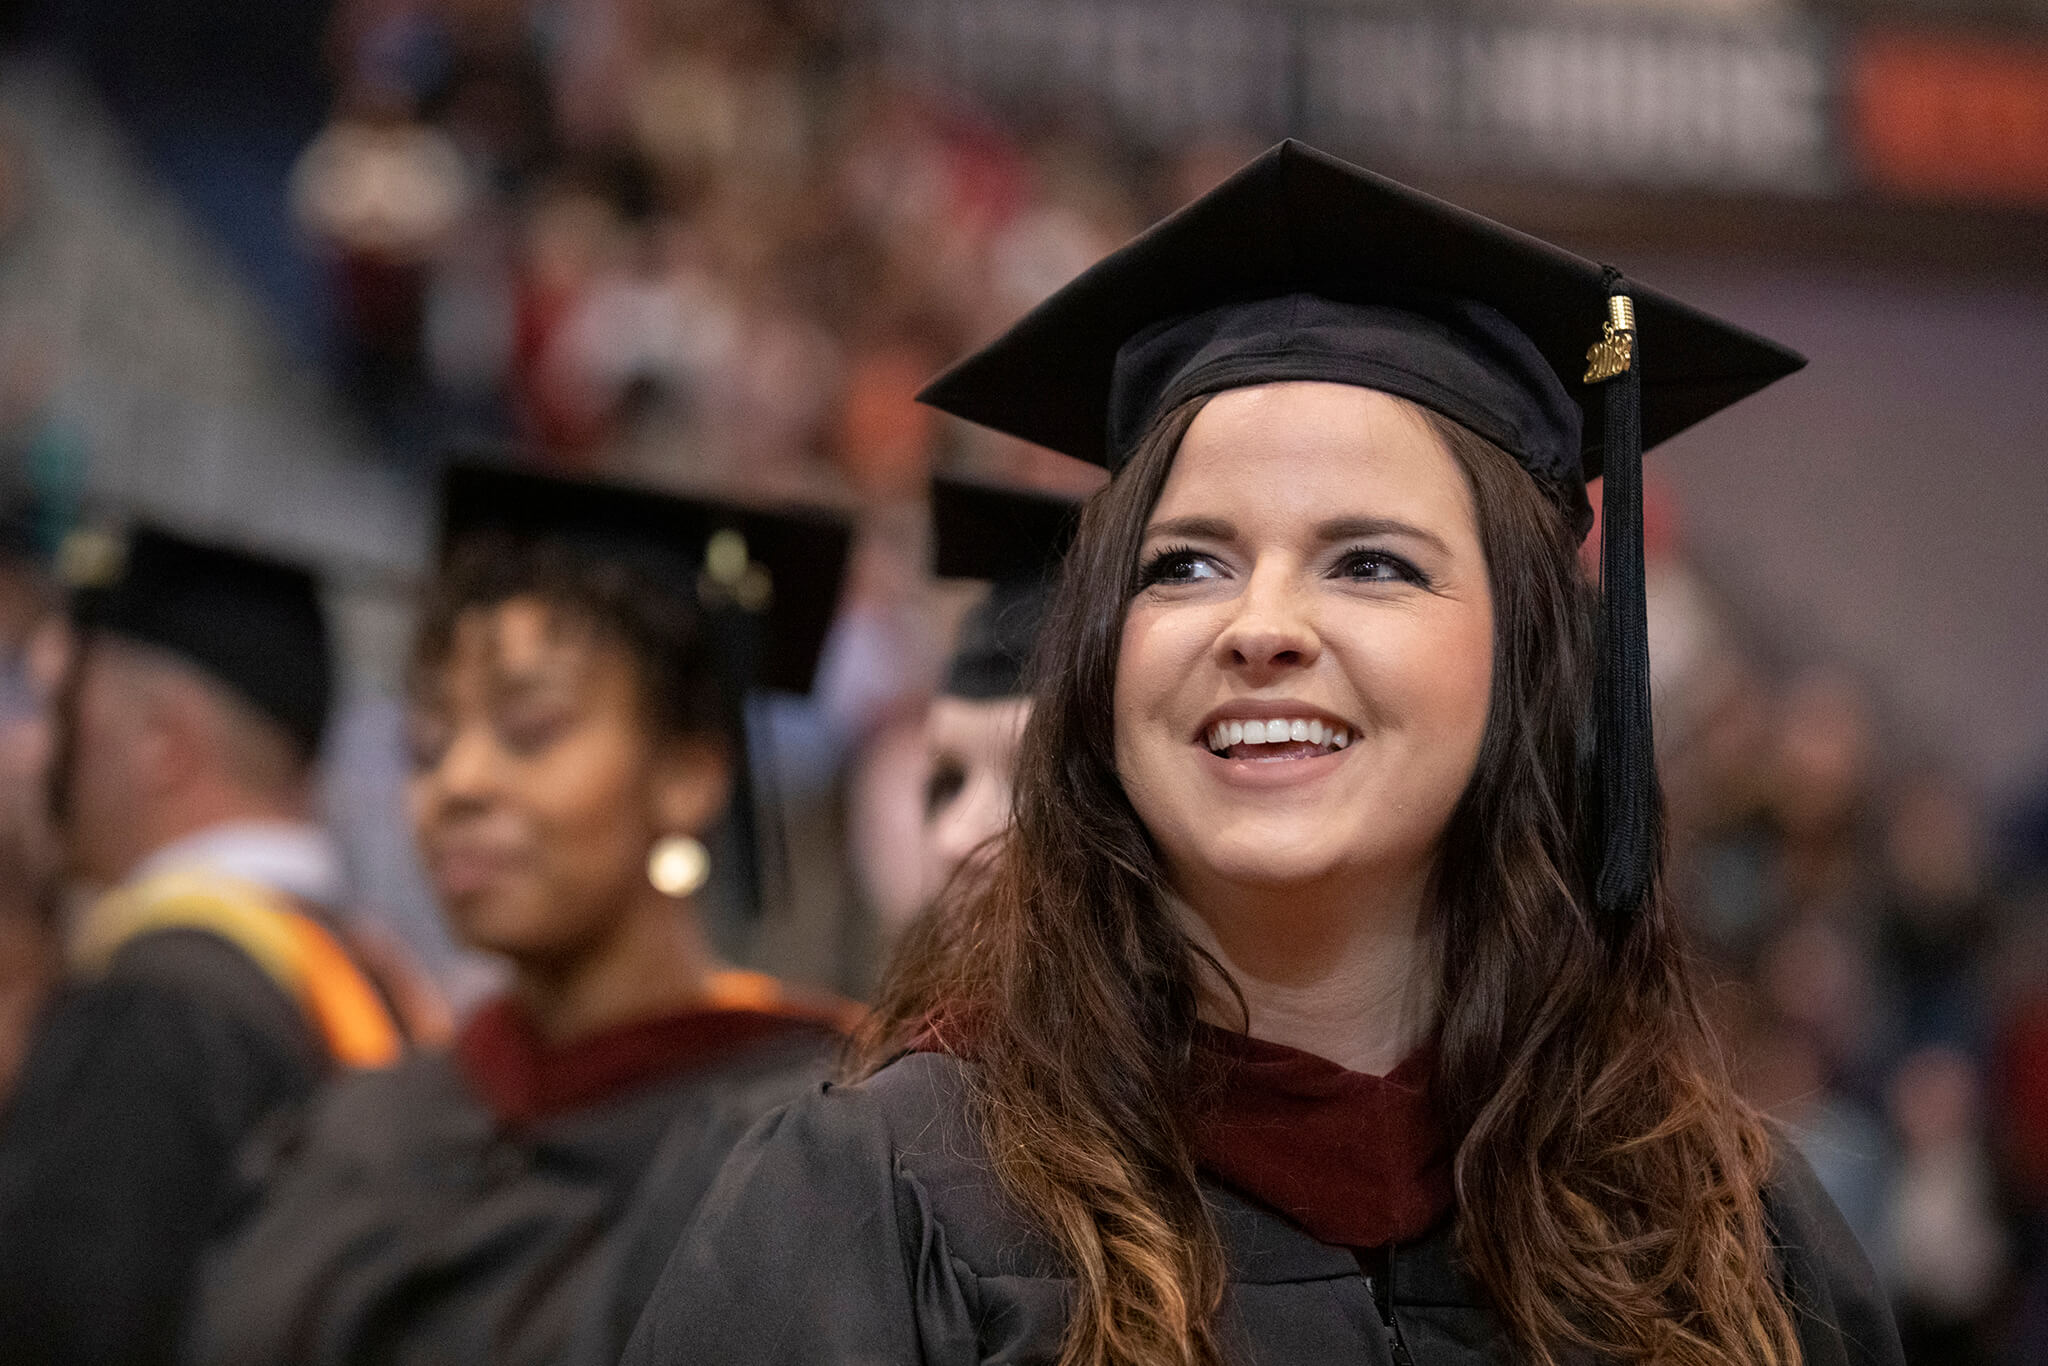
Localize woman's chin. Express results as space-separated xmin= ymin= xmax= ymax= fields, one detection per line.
xmin=1172 ymin=841 xmax=1360 ymax=897
xmin=443 ymin=894 xmax=571 ymax=963
xmin=1165 ymin=821 xmax=1442 ymax=904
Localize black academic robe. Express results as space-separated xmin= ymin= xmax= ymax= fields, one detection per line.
xmin=623 ymin=1051 xmax=1907 ymax=1366
xmin=190 ymin=1025 xmax=837 ymax=1366
xmin=0 ymin=930 xmax=327 ymax=1366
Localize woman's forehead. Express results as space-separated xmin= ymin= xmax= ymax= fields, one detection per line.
xmin=1156 ymin=383 xmax=1470 ymax=527
xmin=443 ymin=598 xmax=608 ymax=686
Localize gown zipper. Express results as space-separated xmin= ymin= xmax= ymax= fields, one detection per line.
xmin=1366 ymin=1249 xmax=1418 ymax=1366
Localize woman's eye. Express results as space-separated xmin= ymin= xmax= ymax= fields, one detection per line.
xmin=498 ymin=709 xmax=572 ymax=756
xmin=925 ymin=758 xmax=967 ymax=819
xmin=1138 ymin=546 xmax=1221 ymax=586
xmin=1334 ymin=549 xmax=1427 ymax=586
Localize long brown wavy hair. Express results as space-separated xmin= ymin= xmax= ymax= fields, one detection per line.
xmin=861 ymin=394 xmax=1800 ymax=1366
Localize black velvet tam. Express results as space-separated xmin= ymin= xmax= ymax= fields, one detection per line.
xmin=438 ymin=465 xmax=852 ymax=697
xmin=931 ymin=475 xmax=1082 ymax=701
xmin=69 ymin=526 xmax=332 ymax=757
xmin=918 ymin=139 xmax=1803 ymax=535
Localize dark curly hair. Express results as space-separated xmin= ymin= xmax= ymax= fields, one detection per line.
xmin=409 ymin=530 xmax=736 ymax=747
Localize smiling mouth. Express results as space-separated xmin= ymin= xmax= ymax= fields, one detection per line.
xmin=1203 ymin=717 xmax=1352 ymax=761
xmin=431 ymin=846 xmax=522 ymax=897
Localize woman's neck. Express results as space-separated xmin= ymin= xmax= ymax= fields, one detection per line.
xmin=512 ymin=890 xmax=724 ymax=1045
xmin=1172 ymin=868 xmax=1436 ymax=1076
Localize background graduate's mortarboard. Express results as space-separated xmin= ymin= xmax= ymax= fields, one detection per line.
xmin=437 ymin=464 xmax=851 ymax=697
xmin=932 ymin=475 xmax=1083 ymax=702
xmin=917 ymin=140 xmax=1805 ymax=924
xmin=64 ymin=524 xmax=333 ymax=757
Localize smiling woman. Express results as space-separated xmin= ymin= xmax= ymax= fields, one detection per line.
xmin=1116 ymin=386 xmax=1494 ymax=1065
xmin=623 ymin=143 xmax=1904 ymax=1366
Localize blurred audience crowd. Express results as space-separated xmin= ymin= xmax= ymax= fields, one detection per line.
xmin=3 ymin=1 xmax=2047 ymax=1362
xmin=1640 ymin=491 xmax=2048 ymax=1362
xmin=297 ymin=0 xmax=1156 ymax=494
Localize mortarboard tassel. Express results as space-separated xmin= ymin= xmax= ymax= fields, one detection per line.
xmin=1588 ymin=269 xmax=1657 ymax=920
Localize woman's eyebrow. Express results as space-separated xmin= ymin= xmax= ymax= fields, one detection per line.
xmin=1315 ymin=516 xmax=1450 ymax=556
xmin=1143 ymin=513 xmax=1451 ymax=556
xmin=485 ymin=661 xmax=575 ymax=698
xmin=1142 ymin=515 xmax=1236 ymax=542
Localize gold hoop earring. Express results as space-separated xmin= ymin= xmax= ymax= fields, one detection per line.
xmin=647 ymin=834 xmax=710 ymax=898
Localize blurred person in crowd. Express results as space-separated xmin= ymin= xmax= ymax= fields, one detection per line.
xmin=1678 ymin=669 xmax=1887 ymax=1030
xmin=1663 ymin=660 xmax=1779 ymax=964
xmin=832 ymin=318 xmax=953 ymax=501
xmin=311 ymin=0 xmax=557 ymax=441
xmin=291 ymin=91 xmax=474 ymax=423
xmin=1758 ymin=909 xmax=1886 ymax=1105
xmin=1991 ymin=891 xmax=2048 ymax=1364
xmin=0 ymin=527 xmax=409 ymax=1366
xmin=1739 ymin=1011 xmax=1892 ymax=1262
xmin=629 ymin=143 xmax=1901 ymax=1366
xmin=0 ymin=510 xmax=60 ymax=1103
xmin=1770 ymin=669 xmax=1879 ymax=914
xmin=193 ymin=465 xmax=856 ymax=1366
xmin=913 ymin=476 xmax=1078 ymax=918
xmin=1991 ymin=889 xmax=2048 ymax=1205
xmin=1875 ymin=770 xmax=1999 ymax=1057
xmin=830 ymin=508 xmax=957 ymax=957
xmin=1884 ymin=1045 xmax=2008 ymax=1362
xmin=845 ymin=475 xmax=1080 ymax=950
xmin=1630 ymin=479 xmax=1747 ymax=823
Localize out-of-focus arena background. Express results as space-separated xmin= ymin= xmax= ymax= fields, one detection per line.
xmin=1 ymin=0 xmax=2046 ymax=1358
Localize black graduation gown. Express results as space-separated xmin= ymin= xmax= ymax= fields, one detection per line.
xmin=0 ymin=930 xmax=327 ymax=1366
xmin=623 ymin=1051 xmax=1907 ymax=1366
xmin=190 ymin=1024 xmax=837 ymax=1366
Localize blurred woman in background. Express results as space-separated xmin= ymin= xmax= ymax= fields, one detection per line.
xmin=916 ymin=475 xmax=1079 ymax=909
xmin=193 ymin=465 xmax=852 ymax=1366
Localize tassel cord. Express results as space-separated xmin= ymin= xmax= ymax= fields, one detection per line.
xmin=1594 ymin=269 xmax=1655 ymax=920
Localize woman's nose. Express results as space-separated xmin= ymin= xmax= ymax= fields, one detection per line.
xmin=426 ymin=728 xmax=498 ymax=809
xmin=1214 ymin=563 xmax=1320 ymax=677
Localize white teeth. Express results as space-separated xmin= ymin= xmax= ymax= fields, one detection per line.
xmin=1203 ymin=717 xmax=1353 ymax=754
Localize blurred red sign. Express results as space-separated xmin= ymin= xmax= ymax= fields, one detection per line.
xmin=1851 ymin=31 xmax=2048 ymax=206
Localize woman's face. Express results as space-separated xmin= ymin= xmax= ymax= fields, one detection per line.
xmin=920 ymin=694 xmax=1032 ymax=904
xmin=1114 ymin=383 xmax=1494 ymax=909
xmin=406 ymin=597 xmax=725 ymax=964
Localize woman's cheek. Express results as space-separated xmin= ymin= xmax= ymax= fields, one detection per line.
xmin=531 ymin=735 xmax=653 ymax=879
xmin=1417 ymin=615 xmax=1495 ymax=788
xmin=404 ymin=775 xmax=435 ymax=846
xmin=1114 ymin=607 xmax=1192 ymax=733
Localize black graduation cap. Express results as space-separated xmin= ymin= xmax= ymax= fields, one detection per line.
xmin=437 ymin=464 xmax=851 ymax=697
xmin=931 ymin=475 xmax=1083 ymax=701
xmin=64 ymin=524 xmax=333 ymax=757
xmin=918 ymin=140 xmax=1805 ymax=923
